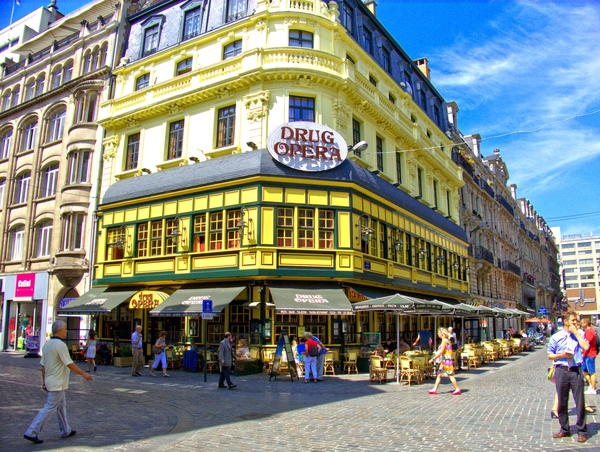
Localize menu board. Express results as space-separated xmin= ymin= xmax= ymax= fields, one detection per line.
xmin=269 ymin=332 xmax=297 ymax=382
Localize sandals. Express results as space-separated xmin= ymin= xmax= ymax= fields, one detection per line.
xmin=149 ymin=372 xmax=155 ymax=377
xmin=585 ymin=406 xmax=596 ymax=413
xmin=163 ymin=374 xmax=170 ymax=377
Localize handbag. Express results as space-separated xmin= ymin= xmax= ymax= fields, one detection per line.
xmin=152 ymin=345 xmax=163 ymax=354
xmin=547 ymin=365 xmax=555 ymax=383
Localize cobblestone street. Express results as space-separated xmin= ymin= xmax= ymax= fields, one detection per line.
xmin=1 ymin=347 xmax=598 ymax=451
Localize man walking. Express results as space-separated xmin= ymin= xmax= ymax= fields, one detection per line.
xmin=413 ymin=327 xmax=432 ymax=351
xmin=218 ymin=332 xmax=236 ymax=389
xmin=131 ymin=325 xmax=143 ymax=377
xmin=547 ymin=311 xmax=589 ymax=443
xmin=304 ymin=331 xmax=328 ymax=381
xmin=24 ymin=320 xmax=93 ymax=444
xmin=582 ymin=317 xmax=597 ymax=395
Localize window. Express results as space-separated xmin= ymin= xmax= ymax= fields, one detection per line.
xmin=561 ymin=243 xmax=575 ymax=249
xmin=142 ymin=25 xmax=160 ymax=57
xmin=433 ymin=104 xmax=441 ymax=126
xmin=343 ymin=3 xmax=353 ymax=31
xmin=14 ymin=172 xmax=30 ymax=204
xmin=579 ymin=258 xmax=593 ymax=264
xmin=106 ymin=226 xmax=125 ymax=260
xmin=388 ymin=93 xmax=396 ymax=104
xmin=165 ymin=218 xmax=179 ymax=254
xmin=417 ymin=168 xmax=423 ymax=198
xmin=193 ymin=214 xmax=206 ymax=252
xmin=91 ymin=47 xmax=100 ymax=71
xmin=318 ymin=209 xmax=334 ymax=249
xmin=226 ymin=210 xmax=241 ymax=249
xmin=136 ymin=74 xmax=150 ymax=90
xmin=446 ymin=190 xmax=452 ymax=217
xmin=167 ymin=120 xmax=184 ymax=159
xmin=298 ymin=208 xmax=314 ymax=248
xmin=10 ymin=226 xmax=24 ymax=261
xmin=68 ymin=150 xmax=90 ymax=184
xmin=176 ymin=58 xmax=193 ymax=76
xmin=362 ymin=28 xmax=372 ymax=53
xmin=277 ymin=207 xmax=293 ymax=247
xmin=226 ymin=0 xmax=247 ymax=22
xmin=216 ymin=105 xmax=236 ymax=147
xmin=1 ymin=129 xmax=12 ymax=159
xmin=564 ymin=268 xmax=576 ymax=273
xmin=40 ymin=164 xmax=59 ymax=197
xmin=376 ymin=136 xmax=383 ymax=172
xmin=125 ymin=133 xmax=140 ymax=170
xmin=75 ymin=91 xmax=98 ymax=124
xmin=419 ymin=86 xmax=427 ymax=109
xmin=395 ymin=151 xmax=402 ymax=185
xmin=25 ymin=79 xmax=35 ymax=100
xmin=223 ymin=40 xmax=242 ymax=59
xmin=369 ymin=75 xmax=377 ymax=86
xmin=0 ymin=178 xmax=5 ymax=208
xmin=580 ymin=267 xmax=594 ymax=272
xmin=83 ymin=51 xmax=92 ymax=74
xmin=2 ymin=90 xmax=11 ymax=111
xmin=579 ymin=250 xmax=593 ymax=255
xmin=289 ymin=96 xmax=314 ymax=122
xmin=61 ymin=212 xmax=85 ymax=251
xmin=578 ymin=242 xmax=591 ymax=247
xmin=209 ymin=212 xmax=223 ymax=250
xmin=289 ymin=30 xmax=313 ymax=48
xmin=46 ymin=108 xmax=66 ymax=142
xmin=36 ymin=74 xmax=45 ymax=96
xmin=63 ymin=61 xmax=73 ymax=82
xmin=137 ymin=223 xmax=148 ymax=257
xmin=433 ymin=180 xmax=438 ymax=209
xmin=563 ymin=260 xmax=576 ymax=265
xmin=562 ymin=251 xmax=576 ymax=256
xmin=22 ymin=120 xmax=38 ymax=151
xmin=352 ymin=118 xmax=362 ymax=157
xmin=51 ymin=66 xmax=62 ymax=89
xmin=183 ymin=7 xmax=202 ymax=40
xmin=36 ymin=221 xmax=53 ymax=257
xmin=11 ymin=86 xmax=20 ymax=107
xmin=382 ymin=48 xmax=390 ymax=72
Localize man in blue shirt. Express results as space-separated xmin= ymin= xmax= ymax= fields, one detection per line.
xmin=547 ymin=311 xmax=589 ymax=443
xmin=413 ymin=328 xmax=432 ymax=351
xmin=131 ymin=325 xmax=143 ymax=377
xmin=304 ymin=332 xmax=328 ymax=381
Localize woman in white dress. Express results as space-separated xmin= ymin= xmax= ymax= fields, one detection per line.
xmin=85 ymin=329 xmax=97 ymax=372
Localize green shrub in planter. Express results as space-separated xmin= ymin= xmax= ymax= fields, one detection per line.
xmin=117 ymin=345 xmax=132 ymax=357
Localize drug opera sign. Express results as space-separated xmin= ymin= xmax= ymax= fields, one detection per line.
xmin=267 ymin=122 xmax=348 ymax=171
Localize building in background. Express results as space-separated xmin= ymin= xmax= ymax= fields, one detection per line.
xmin=0 ymin=0 xmax=131 ymax=350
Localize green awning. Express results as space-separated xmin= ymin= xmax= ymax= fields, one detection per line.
xmin=58 ymin=287 xmax=137 ymax=316
xmin=149 ymin=286 xmax=246 ymax=317
xmin=269 ymin=285 xmax=354 ymax=315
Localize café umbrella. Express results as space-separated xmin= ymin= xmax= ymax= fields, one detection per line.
xmin=352 ymin=294 xmax=445 ymax=384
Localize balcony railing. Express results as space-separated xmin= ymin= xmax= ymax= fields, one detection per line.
xmin=524 ymin=275 xmax=535 ymax=286
xmin=474 ymin=246 xmax=494 ymax=264
xmin=496 ymin=194 xmax=514 ymax=216
xmin=502 ymin=260 xmax=521 ymax=276
xmin=452 ymin=151 xmax=475 ymax=177
xmin=476 ymin=177 xmax=495 ymax=198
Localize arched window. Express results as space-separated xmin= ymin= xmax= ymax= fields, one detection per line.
xmin=100 ymin=42 xmax=108 ymax=66
xmin=91 ymin=46 xmax=100 ymax=71
xmin=67 ymin=149 xmax=90 ymax=184
xmin=35 ymin=74 xmax=45 ymax=96
xmin=46 ymin=107 xmax=66 ymax=142
xmin=0 ymin=178 xmax=6 ymax=208
xmin=21 ymin=118 xmax=38 ymax=151
xmin=51 ymin=66 xmax=62 ymax=89
xmin=14 ymin=171 xmax=31 ymax=204
xmin=40 ymin=163 xmax=59 ymax=197
xmin=61 ymin=212 xmax=85 ymax=251
xmin=2 ymin=90 xmax=11 ymax=111
xmin=11 ymin=85 xmax=20 ymax=107
xmin=74 ymin=91 xmax=98 ymax=124
xmin=9 ymin=225 xmax=25 ymax=261
xmin=0 ymin=128 xmax=12 ymax=159
xmin=25 ymin=78 xmax=35 ymax=100
xmin=63 ymin=60 xmax=74 ymax=82
xmin=83 ymin=50 xmax=92 ymax=74
xmin=35 ymin=220 xmax=53 ymax=257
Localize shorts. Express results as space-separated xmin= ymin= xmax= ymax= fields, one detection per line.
xmin=583 ymin=356 xmax=596 ymax=374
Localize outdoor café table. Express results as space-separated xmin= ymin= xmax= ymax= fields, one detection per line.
xmin=182 ymin=350 xmax=198 ymax=372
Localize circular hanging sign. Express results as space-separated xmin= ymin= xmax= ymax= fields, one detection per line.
xmin=267 ymin=122 xmax=348 ymax=172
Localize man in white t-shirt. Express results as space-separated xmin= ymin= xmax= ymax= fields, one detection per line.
xmin=24 ymin=320 xmax=92 ymax=444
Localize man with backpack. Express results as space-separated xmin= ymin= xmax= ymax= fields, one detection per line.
xmin=582 ymin=317 xmax=597 ymax=395
xmin=303 ymin=332 xmax=321 ymax=383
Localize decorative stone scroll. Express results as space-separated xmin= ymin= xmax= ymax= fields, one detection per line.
xmin=243 ymin=90 xmax=270 ymax=123
xmin=102 ymin=135 xmax=120 ymax=161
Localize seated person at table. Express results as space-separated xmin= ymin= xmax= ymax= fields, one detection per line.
xmin=236 ymin=338 xmax=250 ymax=360
xmin=413 ymin=328 xmax=432 ymax=350
xmin=383 ymin=338 xmax=397 ymax=354
xmin=189 ymin=340 xmax=197 ymax=351
xmin=372 ymin=345 xmax=385 ymax=357
xmin=397 ymin=337 xmax=410 ymax=354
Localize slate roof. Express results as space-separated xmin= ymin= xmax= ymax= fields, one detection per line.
xmin=102 ymin=149 xmax=468 ymax=242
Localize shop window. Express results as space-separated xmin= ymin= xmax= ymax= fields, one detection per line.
xmin=274 ymin=325 xmax=298 ymax=340
xmin=304 ymin=316 xmax=326 ymax=340
xmin=61 ymin=212 xmax=85 ymax=251
xmin=289 ymin=30 xmax=313 ymax=48
xmin=137 ymin=223 xmax=148 ymax=257
xmin=46 ymin=108 xmax=66 ymax=142
xmin=216 ymin=105 xmax=236 ymax=148
xmin=36 ymin=220 xmax=53 ymax=257
xmin=193 ymin=213 xmax=207 ymax=252
xmin=176 ymin=58 xmax=193 ymax=76
xmin=183 ymin=6 xmax=202 ymax=41
xmin=167 ymin=120 xmax=184 ymax=159
xmin=150 ymin=220 xmax=163 ymax=256
xmin=209 ymin=212 xmax=223 ymax=250
xmin=136 ymin=74 xmax=150 ymax=91
xmin=10 ymin=225 xmax=25 ymax=261
xmin=106 ymin=226 xmax=125 ymax=260
xmin=67 ymin=150 xmax=90 ymax=184
xmin=318 ymin=209 xmax=334 ymax=249
xmin=223 ymin=40 xmax=242 ymax=59
xmin=14 ymin=171 xmax=30 ymax=204
xmin=207 ymin=315 xmax=225 ymax=343
xmin=40 ymin=163 xmax=58 ymax=197
xmin=289 ymin=96 xmax=314 ymax=123
xmin=21 ymin=119 xmax=38 ymax=151
xmin=274 ymin=313 xmax=298 ymax=340
xmin=277 ymin=207 xmax=293 ymax=247
xmin=125 ymin=133 xmax=140 ymax=170
xmin=298 ymin=208 xmax=314 ymax=248
xmin=1 ymin=128 xmax=12 ymax=159
xmin=226 ymin=209 xmax=241 ymax=248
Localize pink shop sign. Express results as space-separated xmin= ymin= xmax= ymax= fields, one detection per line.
xmin=15 ymin=273 xmax=36 ymax=300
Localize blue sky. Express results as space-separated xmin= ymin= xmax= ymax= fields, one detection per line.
xmin=3 ymin=0 xmax=600 ymax=237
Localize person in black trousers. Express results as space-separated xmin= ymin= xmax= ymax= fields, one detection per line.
xmin=218 ymin=332 xmax=237 ymax=389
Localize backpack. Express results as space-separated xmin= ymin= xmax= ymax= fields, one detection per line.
xmin=308 ymin=343 xmax=320 ymax=357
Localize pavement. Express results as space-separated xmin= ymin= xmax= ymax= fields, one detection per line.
xmin=1 ymin=345 xmax=598 ymax=452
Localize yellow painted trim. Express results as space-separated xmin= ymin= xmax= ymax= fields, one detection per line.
xmin=192 ymin=254 xmax=238 ymax=269
xmin=278 ymin=253 xmax=333 ymax=267
xmin=136 ymin=259 xmax=175 ymax=273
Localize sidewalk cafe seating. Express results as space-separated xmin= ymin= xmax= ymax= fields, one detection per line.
xmin=324 ymin=352 xmax=336 ymax=375
xmin=410 ymin=354 xmax=428 ymax=381
xmin=261 ymin=349 xmax=274 ymax=373
xmin=70 ymin=344 xmax=83 ymax=362
xmin=384 ymin=351 xmax=397 ymax=378
xmin=204 ymin=351 xmax=219 ymax=373
xmin=483 ymin=342 xmax=498 ymax=361
xmin=166 ymin=349 xmax=182 ymax=370
xmin=510 ymin=338 xmax=522 ymax=355
xmin=399 ymin=356 xmax=422 ymax=386
xmin=465 ymin=348 xmax=481 ymax=369
xmin=369 ymin=356 xmax=387 ymax=384
xmin=343 ymin=351 xmax=359 ymax=374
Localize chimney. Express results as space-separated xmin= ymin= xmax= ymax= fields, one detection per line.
xmin=509 ymin=184 xmax=517 ymax=199
xmin=415 ymin=58 xmax=430 ymax=80
xmin=364 ymin=0 xmax=377 ymax=16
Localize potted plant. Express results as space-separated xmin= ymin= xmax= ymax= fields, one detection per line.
xmin=113 ymin=344 xmax=134 ymax=368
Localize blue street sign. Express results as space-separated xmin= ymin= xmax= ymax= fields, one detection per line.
xmin=538 ymin=306 xmax=548 ymax=314
xmin=202 ymin=299 xmax=213 ymax=313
